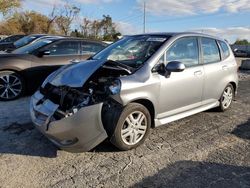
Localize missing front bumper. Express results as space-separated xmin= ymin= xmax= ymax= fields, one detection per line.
xmin=30 ymin=91 xmax=108 ymax=152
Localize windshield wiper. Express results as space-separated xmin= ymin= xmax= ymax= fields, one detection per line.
xmin=105 ymin=60 xmax=135 ymax=74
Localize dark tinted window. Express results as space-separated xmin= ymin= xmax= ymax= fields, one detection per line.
xmin=1 ymin=37 xmax=13 ymax=43
xmin=82 ymin=42 xmax=105 ymax=55
xmin=166 ymin=37 xmax=199 ymax=67
xmin=13 ymin=40 xmax=54 ymax=54
xmin=201 ymin=38 xmax=221 ymax=64
xmin=0 ymin=35 xmax=23 ymax=43
xmin=45 ymin=41 xmax=80 ymax=55
xmin=219 ymin=41 xmax=230 ymax=59
xmin=14 ymin=35 xmax=40 ymax=48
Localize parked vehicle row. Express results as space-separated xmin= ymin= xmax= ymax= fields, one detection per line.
xmin=0 ymin=36 xmax=108 ymax=100
xmin=0 ymin=34 xmax=26 ymax=51
xmin=30 ymin=32 xmax=238 ymax=152
xmin=233 ymin=49 xmax=249 ymax=57
xmin=231 ymin=44 xmax=250 ymax=57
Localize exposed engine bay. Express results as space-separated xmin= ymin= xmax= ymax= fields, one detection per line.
xmin=40 ymin=61 xmax=131 ymax=120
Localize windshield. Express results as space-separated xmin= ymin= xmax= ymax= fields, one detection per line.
xmin=12 ymin=40 xmax=53 ymax=54
xmin=92 ymin=35 xmax=169 ymax=68
xmin=14 ymin=35 xmax=41 ymax=48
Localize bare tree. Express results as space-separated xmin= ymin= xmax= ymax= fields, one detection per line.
xmin=55 ymin=3 xmax=80 ymax=35
xmin=91 ymin=20 xmax=104 ymax=39
xmin=81 ymin=18 xmax=91 ymax=38
xmin=45 ymin=5 xmax=58 ymax=34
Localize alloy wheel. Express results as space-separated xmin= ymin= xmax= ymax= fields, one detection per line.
xmin=221 ymin=86 xmax=233 ymax=109
xmin=0 ymin=74 xmax=22 ymax=100
xmin=121 ymin=111 xmax=148 ymax=146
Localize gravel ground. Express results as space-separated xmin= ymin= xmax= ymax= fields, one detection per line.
xmin=0 ymin=69 xmax=250 ymax=187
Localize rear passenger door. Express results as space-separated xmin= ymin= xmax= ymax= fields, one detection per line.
xmin=201 ymin=37 xmax=231 ymax=105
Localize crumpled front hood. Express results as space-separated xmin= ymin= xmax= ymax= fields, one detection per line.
xmin=44 ymin=59 xmax=106 ymax=88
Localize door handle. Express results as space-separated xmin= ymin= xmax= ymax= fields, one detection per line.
xmin=222 ymin=65 xmax=228 ymax=70
xmin=70 ymin=59 xmax=80 ymax=63
xmin=194 ymin=70 xmax=202 ymax=76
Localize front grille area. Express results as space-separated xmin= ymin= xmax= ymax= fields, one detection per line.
xmin=30 ymin=91 xmax=60 ymax=129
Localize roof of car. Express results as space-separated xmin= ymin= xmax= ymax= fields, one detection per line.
xmin=53 ymin=37 xmax=108 ymax=45
xmin=130 ymin=32 xmax=226 ymax=42
xmin=7 ymin=34 xmax=26 ymax=37
xmin=28 ymin=34 xmax=48 ymax=37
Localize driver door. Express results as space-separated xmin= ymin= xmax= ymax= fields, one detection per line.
xmin=157 ymin=37 xmax=204 ymax=119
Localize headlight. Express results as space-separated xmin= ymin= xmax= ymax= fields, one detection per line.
xmin=109 ymin=80 xmax=121 ymax=95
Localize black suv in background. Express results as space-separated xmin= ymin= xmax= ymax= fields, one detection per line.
xmin=0 ymin=37 xmax=107 ymax=100
xmin=0 ymin=35 xmax=26 ymax=51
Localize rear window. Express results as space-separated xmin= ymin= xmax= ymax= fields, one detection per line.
xmin=201 ymin=38 xmax=221 ymax=64
xmin=218 ymin=41 xmax=230 ymax=59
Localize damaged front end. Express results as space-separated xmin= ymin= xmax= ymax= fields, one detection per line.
xmin=30 ymin=60 xmax=131 ymax=152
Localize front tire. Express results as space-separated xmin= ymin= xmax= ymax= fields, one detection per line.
xmin=110 ymin=103 xmax=151 ymax=151
xmin=0 ymin=71 xmax=25 ymax=101
xmin=218 ymin=83 xmax=234 ymax=112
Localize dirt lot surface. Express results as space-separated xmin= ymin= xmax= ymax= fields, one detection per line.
xmin=0 ymin=66 xmax=250 ymax=187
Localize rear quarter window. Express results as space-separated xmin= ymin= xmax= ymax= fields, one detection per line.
xmin=218 ymin=41 xmax=230 ymax=59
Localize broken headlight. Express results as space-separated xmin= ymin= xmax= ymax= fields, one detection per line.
xmin=109 ymin=79 xmax=121 ymax=95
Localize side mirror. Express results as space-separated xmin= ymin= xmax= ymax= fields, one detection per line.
xmin=37 ymin=50 xmax=50 ymax=57
xmin=166 ymin=61 xmax=185 ymax=72
xmin=165 ymin=61 xmax=185 ymax=77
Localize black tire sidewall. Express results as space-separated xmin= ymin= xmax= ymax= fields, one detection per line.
xmin=111 ymin=103 xmax=151 ymax=151
xmin=0 ymin=71 xmax=25 ymax=101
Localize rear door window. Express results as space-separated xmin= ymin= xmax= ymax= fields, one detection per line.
xmin=201 ymin=38 xmax=221 ymax=64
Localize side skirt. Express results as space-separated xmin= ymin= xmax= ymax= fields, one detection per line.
xmin=154 ymin=101 xmax=220 ymax=127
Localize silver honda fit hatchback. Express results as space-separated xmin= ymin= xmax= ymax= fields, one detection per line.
xmin=30 ymin=32 xmax=238 ymax=152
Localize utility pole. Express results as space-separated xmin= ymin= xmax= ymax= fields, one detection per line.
xmin=143 ymin=1 xmax=146 ymax=33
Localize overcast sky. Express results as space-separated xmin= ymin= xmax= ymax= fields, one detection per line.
xmin=22 ymin=0 xmax=250 ymax=43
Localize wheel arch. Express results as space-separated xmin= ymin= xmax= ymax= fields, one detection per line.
xmin=229 ymin=81 xmax=237 ymax=95
xmin=0 ymin=68 xmax=26 ymax=86
xmin=131 ymin=99 xmax=155 ymax=128
xmin=0 ymin=69 xmax=19 ymax=73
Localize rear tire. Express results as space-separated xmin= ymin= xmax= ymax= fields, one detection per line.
xmin=217 ymin=83 xmax=234 ymax=112
xmin=0 ymin=71 xmax=25 ymax=101
xmin=109 ymin=103 xmax=151 ymax=151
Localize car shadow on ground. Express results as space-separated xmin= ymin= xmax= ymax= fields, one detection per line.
xmin=0 ymin=118 xmax=249 ymax=158
xmin=0 ymin=122 xmax=58 ymax=158
xmin=0 ymin=121 xmax=121 ymax=157
xmin=93 ymin=140 xmax=121 ymax=153
xmin=231 ymin=119 xmax=250 ymax=140
xmin=132 ymin=160 xmax=250 ymax=188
